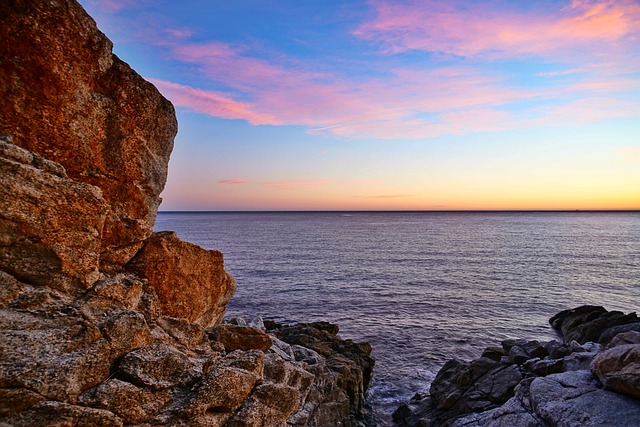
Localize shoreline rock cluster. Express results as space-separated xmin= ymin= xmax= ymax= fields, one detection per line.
xmin=393 ymin=305 xmax=640 ymax=427
xmin=0 ymin=1 xmax=373 ymax=426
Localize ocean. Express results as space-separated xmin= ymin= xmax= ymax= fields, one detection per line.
xmin=155 ymin=211 xmax=640 ymax=425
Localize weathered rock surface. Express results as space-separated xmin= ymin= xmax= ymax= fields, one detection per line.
xmin=0 ymin=138 xmax=107 ymax=293
xmin=0 ymin=2 xmax=374 ymax=426
xmin=0 ymin=0 xmax=177 ymax=270
xmin=127 ymin=231 xmax=236 ymax=327
xmin=394 ymin=306 xmax=640 ymax=427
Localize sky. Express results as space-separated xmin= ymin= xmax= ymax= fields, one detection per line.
xmin=80 ymin=0 xmax=640 ymax=211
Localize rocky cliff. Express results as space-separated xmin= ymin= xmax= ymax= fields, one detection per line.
xmin=0 ymin=1 xmax=373 ymax=426
xmin=394 ymin=306 xmax=640 ymax=427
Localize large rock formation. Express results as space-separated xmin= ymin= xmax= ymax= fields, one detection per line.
xmin=393 ymin=306 xmax=640 ymax=427
xmin=0 ymin=1 xmax=374 ymax=426
xmin=0 ymin=0 xmax=177 ymax=270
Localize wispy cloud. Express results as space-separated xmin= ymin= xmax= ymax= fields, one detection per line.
xmin=219 ymin=179 xmax=247 ymax=185
xmin=365 ymin=194 xmax=414 ymax=199
xmin=131 ymin=1 xmax=640 ymax=140
xmin=353 ymin=0 xmax=640 ymax=59
xmin=262 ymin=180 xmax=334 ymax=190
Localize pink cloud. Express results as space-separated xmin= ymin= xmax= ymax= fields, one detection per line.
xmin=148 ymin=79 xmax=276 ymax=125
xmin=219 ymin=179 xmax=247 ymax=185
xmin=353 ymin=0 xmax=640 ymax=59
xmin=86 ymin=0 xmax=142 ymax=12
xmin=144 ymin=9 xmax=639 ymax=140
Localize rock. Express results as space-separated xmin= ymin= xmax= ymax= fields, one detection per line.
xmin=592 ymin=343 xmax=640 ymax=399
xmin=117 ymin=344 xmax=200 ymax=389
xmin=529 ymin=370 xmax=640 ymax=426
xmin=207 ymin=324 xmax=273 ymax=352
xmin=98 ymin=310 xmax=153 ymax=358
xmin=0 ymin=0 xmax=177 ymax=269
xmin=156 ymin=316 xmax=210 ymax=352
xmin=0 ymin=139 xmax=107 ymax=294
xmin=126 ymin=231 xmax=236 ymax=327
xmin=599 ymin=322 xmax=640 ymax=347
xmin=550 ymin=305 xmax=639 ymax=344
xmin=0 ymin=308 xmax=111 ymax=402
xmin=274 ymin=322 xmax=374 ymax=423
xmin=79 ymin=379 xmax=171 ymax=425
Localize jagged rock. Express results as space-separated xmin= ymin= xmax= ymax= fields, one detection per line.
xmin=79 ymin=379 xmax=171 ymax=425
xmin=599 ymin=323 xmax=640 ymax=347
xmin=396 ymin=307 xmax=640 ymax=427
xmin=157 ymin=316 xmax=210 ymax=352
xmin=127 ymin=231 xmax=236 ymax=327
xmin=550 ymin=305 xmax=639 ymax=344
xmin=274 ymin=322 xmax=374 ymax=424
xmin=117 ymin=344 xmax=200 ymax=389
xmin=2 ymin=401 xmax=123 ymax=427
xmin=0 ymin=140 xmax=107 ymax=294
xmin=0 ymin=308 xmax=111 ymax=402
xmin=0 ymin=0 xmax=177 ymax=270
xmin=0 ymin=1 xmax=376 ymax=426
xmin=82 ymin=273 xmax=146 ymax=317
xmin=207 ymin=324 xmax=273 ymax=352
xmin=529 ymin=370 xmax=640 ymax=426
xmin=592 ymin=343 xmax=640 ymax=399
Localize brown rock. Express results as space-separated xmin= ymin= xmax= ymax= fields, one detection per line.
xmin=3 ymin=401 xmax=123 ymax=427
xmin=207 ymin=324 xmax=273 ymax=352
xmin=0 ymin=0 xmax=177 ymax=269
xmin=592 ymin=343 xmax=640 ymax=399
xmin=0 ymin=308 xmax=111 ymax=402
xmin=127 ymin=231 xmax=236 ymax=327
xmin=98 ymin=310 xmax=153 ymax=358
xmin=117 ymin=343 xmax=200 ymax=389
xmin=79 ymin=379 xmax=171 ymax=425
xmin=0 ymin=140 xmax=107 ymax=293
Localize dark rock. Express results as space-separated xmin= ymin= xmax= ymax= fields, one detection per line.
xmin=599 ymin=322 xmax=640 ymax=347
xmin=274 ymin=321 xmax=374 ymax=425
xmin=550 ymin=305 xmax=639 ymax=344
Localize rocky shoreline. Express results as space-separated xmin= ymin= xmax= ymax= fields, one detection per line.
xmin=393 ymin=305 xmax=640 ymax=427
xmin=1 ymin=1 xmax=638 ymax=427
xmin=0 ymin=1 xmax=372 ymax=425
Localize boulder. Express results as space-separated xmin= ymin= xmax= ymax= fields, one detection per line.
xmin=207 ymin=324 xmax=273 ymax=352
xmin=126 ymin=231 xmax=236 ymax=327
xmin=117 ymin=344 xmax=200 ymax=389
xmin=592 ymin=343 xmax=640 ymax=399
xmin=0 ymin=0 xmax=177 ymax=270
xmin=529 ymin=370 xmax=640 ymax=426
xmin=550 ymin=305 xmax=639 ymax=344
xmin=0 ymin=139 xmax=107 ymax=293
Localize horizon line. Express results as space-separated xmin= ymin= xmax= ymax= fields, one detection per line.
xmin=158 ymin=209 xmax=640 ymax=214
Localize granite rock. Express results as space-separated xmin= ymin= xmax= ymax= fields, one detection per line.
xmin=0 ymin=0 xmax=177 ymax=270
xmin=127 ymin=231 xmax=236 ymax=327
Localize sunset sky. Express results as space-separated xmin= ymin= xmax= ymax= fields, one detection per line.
xmin=81 ymin=0 xmax=640 ymax=210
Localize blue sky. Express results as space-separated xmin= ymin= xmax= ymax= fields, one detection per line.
xmin=81 ymin=0 xmax=640 ymax=210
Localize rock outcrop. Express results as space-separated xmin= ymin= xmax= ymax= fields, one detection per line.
xmin=0 ymin=1 xmax=374 ymax=426
xmin=0 ymin=0 xmax=177 ymax=270
xmin=393 ymin=306 xmax=640 ymax=427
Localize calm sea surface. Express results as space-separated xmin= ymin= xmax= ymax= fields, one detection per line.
xmin=155 ymin=211 xmax=639 ymax=425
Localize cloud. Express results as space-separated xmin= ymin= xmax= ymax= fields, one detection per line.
xmin=86 ymin=0 xmax=142 ymax=12
xmin=140 ymin=2 xmax=639 ymax=140
xmin=353 ymin=0 xmax=640 ymax=59
xmin=149 ymin=79 xmax=276 ymax=125
xmin=262 ymin=180 xmax=334 ymax=190
xmin=219 ymin=179 xmax=247 ymax=185
xmin=609 ymin=146 xmax=640 ymax=162
xmin=365 ymin=194 xmax=414 ymax=199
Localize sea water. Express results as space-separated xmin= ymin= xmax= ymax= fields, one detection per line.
xmin=155 ymin=211 xmax=640 ymax=425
